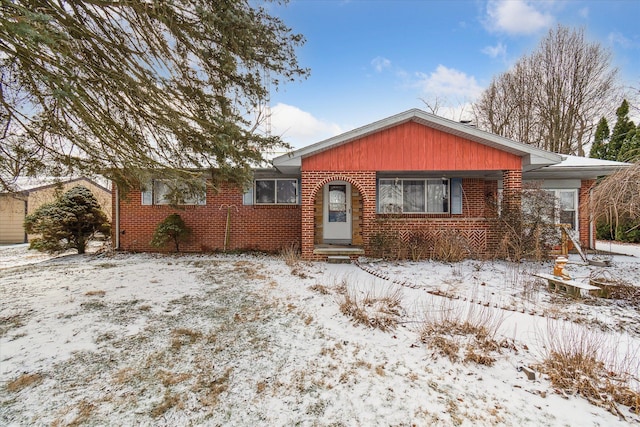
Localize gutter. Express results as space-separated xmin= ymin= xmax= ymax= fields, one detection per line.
xmin=114 ymin=184 xmax=120 ymax=250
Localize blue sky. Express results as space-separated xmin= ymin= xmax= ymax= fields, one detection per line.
xmin=264 ymin=0 xmax=640 ymax=148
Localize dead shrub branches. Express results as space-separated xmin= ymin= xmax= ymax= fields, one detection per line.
xmin=590 ymin=162 xmax=640 ymax=235
xmin=338 ymin=284 xmax=403 ymax=332
xmin=419 ymin=299 xmax=508 ymax=366
xmin=536 ymin=319 xmax=640 ymax=418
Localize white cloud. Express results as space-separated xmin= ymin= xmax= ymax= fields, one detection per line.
xmin=415 ymin=65 xmax=483 ymax=100
xmin=578 ymin=7 xmax=589 ymax=19
xmin=269 ymin=103 xmax=342 ymax=148
xmin=485 ymin=0 xmax=554 ymax=35
xmin=608 ymin=31 xmax=633 ymax=48
xmin=482 ymin=42 xmax=507 ymax=59
xmin=371 ymin=56 xmax=391 ymax=73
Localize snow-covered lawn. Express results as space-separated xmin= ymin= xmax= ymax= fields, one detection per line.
xmin=1 ymin=243 xmax=639 ymax=426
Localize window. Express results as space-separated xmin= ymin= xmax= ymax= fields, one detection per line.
xmin=558 ymin=190 xmax=577 ymax=229
xmin=141 ymin=179 xmax=206 ymax=206
xmin=255 ymin=179 xmax=298 ymax=204
xmin=518 ymin=188 xmax=578 ymax=229
xmin=378 ymin=178 xmax=449 ymax=213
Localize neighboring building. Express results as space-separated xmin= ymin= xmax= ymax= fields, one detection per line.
xmin=0 ymin=177 xmax=112 ymax=244
xmin=112 ymin=109 xmax=629 ymax=260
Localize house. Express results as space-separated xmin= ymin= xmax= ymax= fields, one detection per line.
xmin=0 ymin=177 xmax=112 ymax=244
xmin=112 ymin=109 xmax=628 ymax=260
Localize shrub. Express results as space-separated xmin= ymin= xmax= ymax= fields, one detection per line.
xmin=24 ymin=185 xmax=110 ymax=254
xmin=406 ymin=231 xmax=432 ymax=261
xmin=150 ymin=213 xmax=191 ymax=252
xmin=369 ymin=230 xmax=402 ymax=259
xmin=431 ymin=231 xmax=469 ymax=262
xmin=597 ymin=217 xmax=640 ymax=243
xmin=536 ymin=320 xmax=640 ymax=417
xmin=496 ymin=185 xmax=559 ymax=261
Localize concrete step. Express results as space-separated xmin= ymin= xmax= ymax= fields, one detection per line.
xmin=327 ymin=255 xmax=351 ymax=264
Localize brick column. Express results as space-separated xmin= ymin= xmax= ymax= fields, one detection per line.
xmin=579 ymin=179 xmax=596 ymax=249
xmin=300 ymin=172 xmax=316 ymax=260
xmin=502 ymin=169 xmax=522 ymax=214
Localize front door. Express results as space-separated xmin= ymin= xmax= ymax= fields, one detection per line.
xmin=323 ymin=182 xmax=352 ymax=244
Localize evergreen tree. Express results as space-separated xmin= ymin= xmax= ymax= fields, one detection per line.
xmin=618 ymin=126 xmax=640 ymax=162
xmin=589 ymin=117 xmax=610 ymax=159
xmin=24 ymin=186 xmax=110 ymax=254
xmin=150 ymin=214 xmax=192 ymax=252
xmin=607 ymin=100 xmax=636 ymax=161
xmin=0 ymin=1 xmax=308 ymax=192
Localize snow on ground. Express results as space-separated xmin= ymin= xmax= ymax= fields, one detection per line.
xmin=1 ymin=243 xmax=640 ymax=426
xmin=597 ymin=240 xmax=640 ymax=258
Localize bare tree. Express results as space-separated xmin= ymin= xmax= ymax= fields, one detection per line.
xmin=474 ymin=25 xmax=618 ymax=155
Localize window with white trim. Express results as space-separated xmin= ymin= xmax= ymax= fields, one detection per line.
xmin=378 ymin=178 xmax=449 ymax=213
xmin=553 ymin=189 xmax=578 ymax=229
xmin=517 ymin=188 xmax=578 ymax=229
xmin=141 ymin=179 xmax=206 ymax=205
xmin=254 ymin=179 xmax=298 ymax=205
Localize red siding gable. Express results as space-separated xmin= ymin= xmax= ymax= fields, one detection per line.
xmin=302 ymin=121 xmax=522 ymax=171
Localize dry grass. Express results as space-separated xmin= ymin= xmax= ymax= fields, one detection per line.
xmin=338 ymin=284 xmax=403 ymax=332
xmin=150 ymin=391 xmax=183 ymax=418
xmin=0 ymin=312 xmax=26 ymax=337
xmin=419 ymin=299 xmax=508 ymax=366
xmin=195 ymin=367 xmax=233 ymax=407
xmin=67 ymin=400 xmax=95 ymax=427
xmin=535 ymin=320 xmax=640 ymax=418
xmin=6 ymin=372 xmax=43 ymax=392
xmin=310 ymin=284 xmax=331 ymax=295
xmin=280 ymin=242 xmax=300 ymax=267
xmin=85 ymin=290 xmax=106 ymax=297
xmin=170 ymin=328 xmax=203 ymax=351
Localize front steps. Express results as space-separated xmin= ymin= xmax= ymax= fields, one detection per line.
xmin=313 ymin=244 xmax=364 ymax=263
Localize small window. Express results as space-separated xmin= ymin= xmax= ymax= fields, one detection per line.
xmin=378 ymin=178 xmax=449 ymax=213
xmin=255 ymin=179 xmax=298 ymax=205
xmin=141 ymin=179 xmax=206 ymax=206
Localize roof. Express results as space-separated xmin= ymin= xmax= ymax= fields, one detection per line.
xmin=272 ymin=109 xmax=562 ymax=174
xmin=4 ymin=177 xmax=111 ymax=194
xmin=524 ymin=155 xmax=630 ymax=180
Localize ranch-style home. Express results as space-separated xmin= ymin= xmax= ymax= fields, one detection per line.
xmin=112 ymin=109 xmax=628 ymax=260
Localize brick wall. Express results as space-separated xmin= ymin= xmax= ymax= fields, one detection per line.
xmin=113 ymin=183 xmax=301 ymax=253
xmin=300 ymin=172 xmax=503 ymax=260
xmin=114 ymin=169 xmax=590 ymax=258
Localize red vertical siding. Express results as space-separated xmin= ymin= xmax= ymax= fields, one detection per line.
xmin=302 ymin=121 xmax=521 ymax=171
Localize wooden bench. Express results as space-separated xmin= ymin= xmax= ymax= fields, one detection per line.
xmin=534 ymin=273 xmax=600 ymax=298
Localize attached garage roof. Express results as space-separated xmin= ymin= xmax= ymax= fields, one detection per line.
xmin=523 ymin=155 xmax=630 ymax=180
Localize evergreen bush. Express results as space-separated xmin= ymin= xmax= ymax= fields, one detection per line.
xmin=24 ymin=185 xmax=110 ymax=254
xmin=150 ymin=214 xmax=192 ymax=252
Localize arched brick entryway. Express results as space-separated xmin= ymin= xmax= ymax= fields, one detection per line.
xmin=301 ymin=171 xmax=376 ymax=260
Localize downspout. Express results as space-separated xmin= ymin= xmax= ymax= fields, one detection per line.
xmin=114 ymin=184 xmax=120 ymax=250
xmin=589 ymin=186 xmax=594 ymax=249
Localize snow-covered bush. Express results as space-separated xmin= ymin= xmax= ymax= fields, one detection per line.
xmin=24 ymin=185 xmax=110 ymax=254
